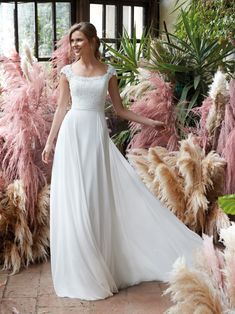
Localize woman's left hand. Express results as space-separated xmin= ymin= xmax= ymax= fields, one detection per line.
xmin=149 ymin=119 xmax=166 ymax=129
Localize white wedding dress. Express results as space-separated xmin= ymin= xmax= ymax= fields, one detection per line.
xmin=50 ymin=63 xmax=202 ymax=300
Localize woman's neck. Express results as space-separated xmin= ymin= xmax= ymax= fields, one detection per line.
xmin=77 ymin=54 xmax=98 ymax=67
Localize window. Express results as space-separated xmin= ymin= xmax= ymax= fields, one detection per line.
xmin=0 ymin=1 xmax=159 ymax=61
xmin=0 ymin=1 xmax=75 ymax=61
xmin=89 ymin=1 xmax=148 ymax=56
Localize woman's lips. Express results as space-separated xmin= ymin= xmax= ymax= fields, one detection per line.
xmin=74 ymin=48 xmax=80 ymax=53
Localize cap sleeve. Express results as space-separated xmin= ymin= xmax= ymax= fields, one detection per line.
xmin=60 ymin=64 xmax=72 ymax=81
xmin=107 ymin=65 xmax=117 ymax=79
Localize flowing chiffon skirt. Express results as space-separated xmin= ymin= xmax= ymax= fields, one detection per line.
xmin=50 ymin=108 xmax=202 ymax=300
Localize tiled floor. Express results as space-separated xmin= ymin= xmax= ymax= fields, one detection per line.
xmin=0 ymin=261 xmax=172 ymax=314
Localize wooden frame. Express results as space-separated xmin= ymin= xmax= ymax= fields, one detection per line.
xmin=0 ymin=0 xmax=159 ymax=60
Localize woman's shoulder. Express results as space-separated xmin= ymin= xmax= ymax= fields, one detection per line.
xmin=60 ymin=64 xmax=72 ymax=80
xmin=106 ymin=63 xmax=116 ymax=77
xmin=60 ymin=64 xmax=71 ymax=73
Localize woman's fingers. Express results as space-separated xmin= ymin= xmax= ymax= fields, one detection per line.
xmin=42 ymin=150 xmax=49 ymax=164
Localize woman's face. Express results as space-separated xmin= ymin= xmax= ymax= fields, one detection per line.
xmin=70 ymin=30 xmax=91 ymax=58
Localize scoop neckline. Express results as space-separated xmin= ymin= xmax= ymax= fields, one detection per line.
xmin=70 ymin=63 xmax=110 ymax=79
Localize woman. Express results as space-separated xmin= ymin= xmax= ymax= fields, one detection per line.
xmin=42 ymin=22 xmax=202 ymax=300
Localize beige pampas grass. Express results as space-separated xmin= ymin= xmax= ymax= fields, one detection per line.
xmin=205 ymin=203 xmax=231 ymax=241
xmin=0 ymin=181 xmax=50 ymax=274
xmin=127 ymin=133 xmax=228 ymax=237
xmin=121 ymin=80 xmax=154 ymax=101
xmin=0 ymin=180 xmax=33 ymax=274
xmin=127 ymin=152 xmax=154 ymax=191
xmin=120 ymin=67 xmax=154 ymax=101
xmin=202 ymin=151 xmax=226 ymax=203
xmin=165 ymin=225 xmax=235 ymax=314
xmin=31 ymin=184 xmax=50 ymax=261
xmin=205 ymin=70 xmax=229 ymax=150
xmin=165 ymin=257 xmax=223 ymax=314
xmin=148 ymin=148 xmax=186 ymax=220
xmin=177 ymin=135 xmax=208 ymax=232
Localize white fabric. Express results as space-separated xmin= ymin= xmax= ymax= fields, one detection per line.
xmin=50 ymin=63 xmax=202 ymax=300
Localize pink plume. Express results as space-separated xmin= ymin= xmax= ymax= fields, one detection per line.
xmin=0 ymin=53 xmax=56 ymax=223
xmin=50 ymin=34 xmax=71 ymax=76
xmin=222 ymin=129 xmax=235 ymax=194
xmin=203 ymin=234 xmax=224 ymax=288
xmin=217 ymin=79 xmax=235 ymax=155
xmin=128 ymin=74 xmax=179 ymax=150
xmin=194 ymin=97 xmax=213 ymax=150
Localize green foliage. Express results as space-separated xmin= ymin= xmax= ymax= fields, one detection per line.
xmin=111 ymin=129 xmax=132 ymax=152
xmin=148 ymin=9 xmax=234 ymax=133
xmin=174 ymin=0 xmax=235 ymax=43
xmin=218 ymin=194 xmax=235 ymax=215
xmin=104 ymin=2 xmax=235 ymax=148
xmin=104 ymin=27 xmax=151 ymax=88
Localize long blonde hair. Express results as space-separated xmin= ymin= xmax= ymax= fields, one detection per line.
xmin=68 ymin=22 xmax=101 ymax=60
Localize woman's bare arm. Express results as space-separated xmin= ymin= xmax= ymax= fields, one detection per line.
xmin=108 ymin=75 xmax=165 ymax=128
xmin=42 ymin=73 xmax=70 ymax=163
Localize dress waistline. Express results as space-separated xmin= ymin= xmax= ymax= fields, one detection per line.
xmin=70 ymin=107 xmax=103 ymax=112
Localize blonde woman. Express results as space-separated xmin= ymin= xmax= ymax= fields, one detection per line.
xmin=42 ymin=22 xmax=202 ymax=300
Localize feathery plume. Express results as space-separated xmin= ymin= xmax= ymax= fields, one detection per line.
xmin=165 ymin=257 xmax=223 ymax=314
xmin=148 ymin=148 xmax=186 ymax=219
xmin=128 ymin=73 xmax=178 ymax=150
xmin=177 ymin=135 xmax=208 ymax=232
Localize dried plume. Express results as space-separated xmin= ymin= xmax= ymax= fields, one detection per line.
xmin=31 ymin=184 xmax=50 ymax=261
xmin=51 ymin=34 xmax=71 ymax=77
xmin=0 ymin=180 xmax=33 ymax=274
xmin=148 ymin=148 xmax=185 ymax=220
xmin=0 ymin=49 xmax=54 ymax=223
xmin=205 ymin=203 xmax=231 ymax=241
xmin=128 ymin=73 xmax=178 ymax=151
xmin=177 ymin=135 xmax=208 ymax=233
xmin=128 ymin=134 xmax=229 ymax=236
xmin=120 ymin=67 xmax=155 ymax=101
xmin=165 ymin=257 xmax=223 ymax=314
xmin=201 ymin=151 xmax=226 ymax=202
xmin=220 ymin=224 xmax=235 ymax=308
xmin=0 ymin=181 xmax=50 ymax=273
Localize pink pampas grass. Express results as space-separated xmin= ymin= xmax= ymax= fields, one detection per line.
xmin=0 ymin=50 xmax=55 ymax=223
xmin=193 ymin=74 xmax=235 ymax=193
xmin=195 ymin=97 xmax=213 ymax=150
xmin=165 ymin=226 xmax=235 ymax=313
xmin=202 ymin=234 xmax=224 ymax=288
xmin=217 ymin=79 xmax=235 ymax=155
xmin=223 ymin=129 xmax=235 ymax=194
xmin=127 ymin=73 xmax=179 ymax=151
xmin=51 ymin=34 xmax=71 ymax=76
xmin=219 ymin=80 xmax=235 ymax=194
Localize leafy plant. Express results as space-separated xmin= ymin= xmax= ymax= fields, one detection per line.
xmin=111 ymin=129 xmax=132 ymax=152
xmin=147 ymin=9 xmax=234 ymax=132
xmin=104 ymin=27 xmax=151 ymax=88
xmin=219 ymin=194 xmax=235 ymax=215
xmin=174 ymin=0 xmax=235 ymax=43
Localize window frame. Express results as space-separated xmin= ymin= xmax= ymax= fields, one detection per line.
xmin=89 ymin=0 xmax=159 ymax=56
xmin=89 ymin=1 xmax=148 ymax=38
xmin=0 ymin=0 xmax=160 ymax=60
xmin=0 ymin=0 xmax=76 ymax=61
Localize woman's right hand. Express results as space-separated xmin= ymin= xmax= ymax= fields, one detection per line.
xmin=42 ymin=143 xmax=53 ymax=164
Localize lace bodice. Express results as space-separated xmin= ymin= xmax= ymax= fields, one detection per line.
xmin=60 ymin=64 xmax=116 ymax=111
